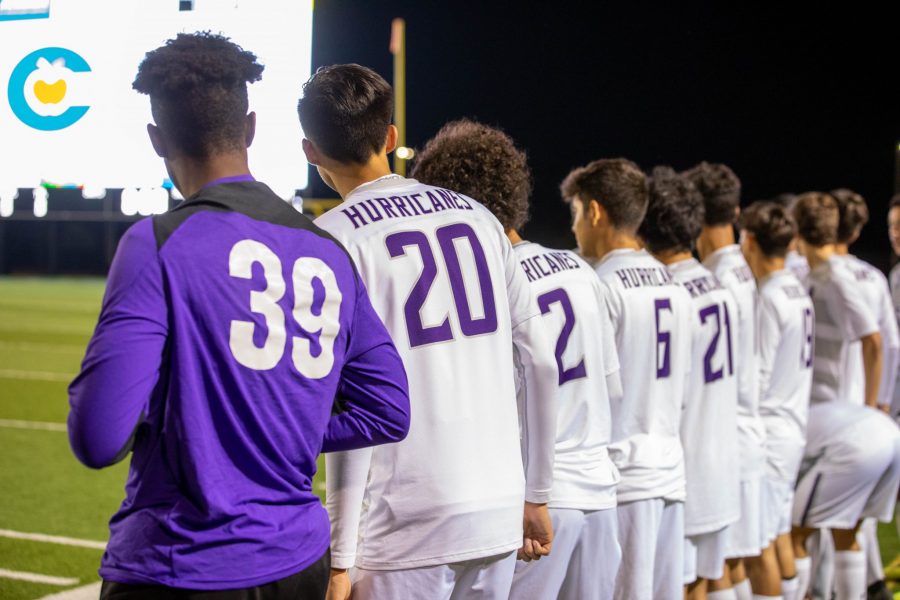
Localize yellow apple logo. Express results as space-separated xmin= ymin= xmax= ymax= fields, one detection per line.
xmin=34 ymin=79 xmax=67 ymax=104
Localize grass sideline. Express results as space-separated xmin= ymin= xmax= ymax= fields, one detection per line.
xmin=0 ymin=276 xmax=898 ymax=598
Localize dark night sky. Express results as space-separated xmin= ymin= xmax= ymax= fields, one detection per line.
xmin=308 ymin=3 xmax=898 ymax=267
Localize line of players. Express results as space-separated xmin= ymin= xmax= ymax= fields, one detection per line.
xmin=300 ymin=65 xmax=900 ymax=600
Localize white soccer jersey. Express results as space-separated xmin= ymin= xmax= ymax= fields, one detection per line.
xmin=786 ymin=250 xmax=810 ymax=283
xmin=315 ymin=175 xmax=557 ymax=570
xmin=835 ymin=255 xmax=900 ymax=409
xmin=891 ymin=263 xmax=900 ymax=415
xmin=703 ymin=245 xmax=766 ymax=480
xmin=513 ymin=241 xmax=620 ymax=510
xmin=808 ymin=256 xmax=880 ymax=406
xmin=667 ymin=258 xmax=740 ymax=536
xmin=757 ymin=269 xmax=815 ymax=482
xmin=593 ymin=248 xmax=693 ymax=504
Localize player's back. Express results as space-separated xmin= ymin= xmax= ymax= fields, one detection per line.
xmin=786 ymin=249 xmax=810 ymax=283
xmin=514 ymin=242 xmax=619 ymax=510
xmin=93 ymin=180 xmax=389 ymax=585
xmin=757 ymin=269 xmax=814 ymax=480
xmin=668 ymin=258 xmax=740 ymax=535
xmin=808 ymin=256 xmax=880 ymax=405
xmin=315 ymin=175 xmax=533 ymax=568
xmin=703 ymin=245 xmax=766 ymax=481
xmin=594 ymin=248 xmax=693 ymax=503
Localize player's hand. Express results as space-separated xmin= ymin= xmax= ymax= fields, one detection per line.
xmin=326 ymin=568 xmax=352 ymax=600
xmin=518 ymin=501 xmax=553 ymax=561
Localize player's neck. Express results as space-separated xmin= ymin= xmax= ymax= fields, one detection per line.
xmin=753 ymin=255 xmax=786 ymax=281
xmin=805 ymin=244 xmax=836 ymax=270
xmin=835 ymin=243 xmax=850 ymax=255
xmin=653 ymin=248 xmax=693 ymax=266
xmin=598 ymin=229 xmax=641 ymax=256
xmin=169 ymin=152 xmax=252 ymax=199
xmin=327 ymin=154 xmax=395 ymax=200
xmin=507 ymin=230 xmax=525 ymax=245
xmin=696 ymin=225 xmax=735 ymax=261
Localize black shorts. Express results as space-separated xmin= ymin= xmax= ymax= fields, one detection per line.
xmin=99 ymin=551 xmax=330 ymax=600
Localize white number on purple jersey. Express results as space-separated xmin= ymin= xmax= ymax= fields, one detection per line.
xmin=228 ymin=239 xmax=342 ymax=378
xmin=537 ymin=288 xmax=586 ymax=385
xmin=385 ymin=223 xmax=497 ymax=348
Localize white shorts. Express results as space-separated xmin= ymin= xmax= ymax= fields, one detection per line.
xmin=724 ymin=476 xmax=764 ymax=558
xmin=684 ymin=528 xmax=728 ymax=583
xmin=762 ymin=477 xmax=793 ymax=543
xmin=511 ymin=507 xmax=620 ymax=600
xmin=793 ymin=412 xmax=900 ymax=529
xmin=351 ymin=551 xmax=516 ymax=600
xmin=614 ymin=498 xmax=684 ymax=600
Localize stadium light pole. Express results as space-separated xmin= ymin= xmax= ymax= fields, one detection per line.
xmin=390 ymin=18 xmax=408 ymax=177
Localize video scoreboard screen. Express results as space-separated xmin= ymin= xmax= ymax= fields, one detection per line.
xmin=0 ymin=0 xmax=313 ymax=201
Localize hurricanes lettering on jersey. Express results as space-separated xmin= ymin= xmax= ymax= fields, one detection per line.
xmin=730 ymin=265 xmax=754 ymax=284
xmin=340 ymin=188 xmax=473 ymax=229
xmin=613 ymin=266 xmax=674 ymax=289
xmin=680 ymin=273 xmax=726 ymax=298
xmin=520 ymin=251 xmax=582 ymax=282
xmin=782 ymin=284 xmax=807 ymax=299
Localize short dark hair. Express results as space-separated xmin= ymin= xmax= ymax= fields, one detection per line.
xmin=793 ymin=192 xmax=839 ymax=246
xmin=738 ymin=201 xmax=796 ymax=258
xmin=639 ymin=166 xmax=705 ymax=254
xmin=769 ymin=193 xmax=798 ymax=210
xmin=683 ymin=162 xmax=741 ymax=226
xmin=297 ymin=64 xmax=393 ymax=164
xmin=133 ymin=32 xmax=263 ymax=158
xmin=831 ymin=188 xmax=869 ymax=243
xmin=890 ymin=193 xmax=900 ymax=211
xmin=411 ymin=119 xmax=531 ymax=231
xmin=560 ymin=158 xmax=648 ymax=231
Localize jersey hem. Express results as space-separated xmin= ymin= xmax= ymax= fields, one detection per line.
xmin=549 ymin=497 xmax=617 ymax=511
xmin=354 ymin=538 xmax=521 ymax=571
xmin=685 ymin=513 xmax=740 ymax=537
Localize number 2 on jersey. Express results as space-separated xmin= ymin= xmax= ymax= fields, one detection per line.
xmin=228 ymin=239 xmax=342 ymax=378
xmin=699 ymin=302 xmax=734 ymax=383
xmin=537 ymin=288 xmax=587 ymax=385
xmin=386 ymin=223 xmax=497 ymax=348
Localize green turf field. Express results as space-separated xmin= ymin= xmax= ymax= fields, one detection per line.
xmin=1 ymin=276 xmax=899 ymax=598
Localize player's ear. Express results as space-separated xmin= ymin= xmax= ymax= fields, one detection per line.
xmin=385 ymin=124 xmax=399 ymax=155
xmin=588 ymin=199 xmax=605 ymax=227
xmin=244 ymin=112 xmax=257 ymax=148
xmin=147 ymin=123 xmax=168 ymax=159
xmin=302 ymin=138 xmax=321 ymax=166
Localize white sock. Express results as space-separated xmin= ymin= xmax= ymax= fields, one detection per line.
xmin=734 ymin=579 xmax=753 ymax=600
xmin=780 ymin=576 xmax=799 ymax=600
xmin=794 ymin=556 xmax=812 ymax=600
xmin=833 ymin=550 xmax=865 ymax=600
xmin=708 ymin=589 xmax=739 ymax=600
xmin=752 ymin=595 xmax=783 ymax=600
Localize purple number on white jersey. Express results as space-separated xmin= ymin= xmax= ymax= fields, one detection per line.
xmin=537 ymin=288 xmax=587 ymax=385
xmin=385 ymin=223 xmax=497 ymax=348
xmin=699 ymin=302 xmax=735 ymax=383
xmin=801 ymin=306 xmax=814 ymax=368
xmin=654 ymin=298 xmax=672 ymax=378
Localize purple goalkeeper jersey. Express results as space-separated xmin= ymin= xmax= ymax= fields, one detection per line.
xmin=68 ymin=179 xmax=410 ymax=590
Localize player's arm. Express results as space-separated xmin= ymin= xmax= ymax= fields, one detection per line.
xmin=756 ymin=296 xmax=781 ymax=403
xmin=325 ymin=446 xmax=373 ymax=594
xmin=67 ymin=219 xmax=168 ymax=469
xmin=877 ymin=283 xmax=900 ymax=410
xmin=861 ymin=332 xmax=883 ymax=409
xmin=505 ymin=242 xmax=557 ymax=559
xmin=831 ymin=275 xmax=882 ymax=408
xmin=322 ymin=279 xmax=410 ymax=453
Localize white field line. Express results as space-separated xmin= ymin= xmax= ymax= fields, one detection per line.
xmin=0 ymin=568 xmax=79 ymax=586
xmin=0 ymin=369 xmax=74 ymax=382
xmin=0 ymin=529 xmax=106 ymax=550
xmin=38 ymin=582 xmax=103 ymax=599
xmin=0 ymin=341 xmax=85 ymax=355
xmin=0 ymin=419 xmax=67 ymax=432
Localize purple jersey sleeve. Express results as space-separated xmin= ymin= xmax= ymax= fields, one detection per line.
xmin=68 ymin=218 xmax=168 ymax=468
xmin=323 ymin=280 xmax=410 ymax=452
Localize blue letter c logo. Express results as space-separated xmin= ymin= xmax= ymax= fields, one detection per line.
xmin=8 ymin=47 xmax=91 ymax=131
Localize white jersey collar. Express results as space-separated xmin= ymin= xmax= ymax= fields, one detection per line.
xmin=345 ymin=174 xmax=408 ymax=200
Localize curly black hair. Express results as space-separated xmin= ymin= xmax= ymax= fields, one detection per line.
xmin=297 ymin=64 xmax=393 ymax=164
xmin=638 ymin=166 xmax=705 ymax=254
xmin=793 ymin=192 xmax=839 ymax=247
xmin=559 ymin=158 xmax=647 ymax=232
xmin=683 ymin=161 xmax=741 ymax=226
xmin=411 ymin=119 xmax=531 ymax=231
xmin=738 ymin=201 xmax=796 ymax=258
xmin=831 ymin=188 xmax=869 ymax=243
xmin=132 ymin=32 xmax=263 ymax=159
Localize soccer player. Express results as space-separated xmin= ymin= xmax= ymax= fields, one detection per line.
xmin=562 ymin=158 xmax=693 ymax=600
xmin=412 ymin=119 xmax=623 ymax=599
xmin=888 ymin=194 xmax=900 ymax=416
xmin=736 ymin=201 xmax=814 ymax=600
xmin=771 ymin=193 xmax=810 ymax=283
xmin=688 ymin=163 xmax=766 ymax=600
xmin=68 ymin=33 xmax=411 ymax=600
xmin=788 ymin=192 xmax=900 ymax=600
xmin=298 ymin=66 xmax=558 ymax=599
xmin=639 ymin=167 xmax=740 ymax=600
